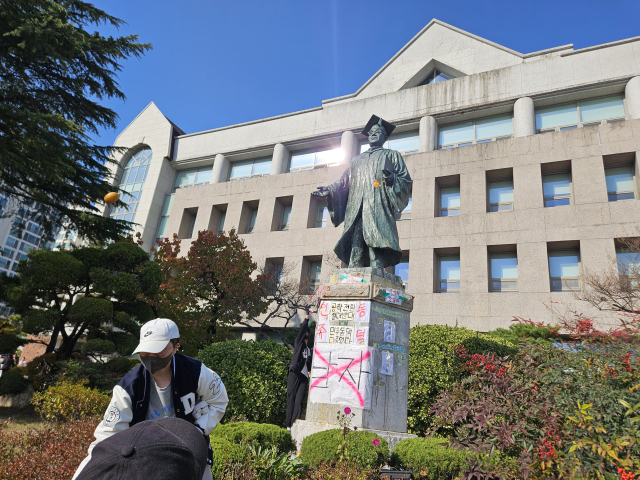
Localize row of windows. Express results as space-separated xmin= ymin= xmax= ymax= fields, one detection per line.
xmin=296 ymin=242 xmax=636 ymax=295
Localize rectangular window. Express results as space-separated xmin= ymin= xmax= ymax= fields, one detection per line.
xmin=246 ymin=208 xmax=258 ymax=234
xmin=361 ymin=131 xmax=420 ymax=155
xmin=535 ymin=95 xmax=626 ymax=132
xmin=605 ymin=165 xmax=636 ymax=201
xmin=174 ymin=166 xmax=213 ymax=191
xmin=0 ymin=258 xmax=9 ymax=270
xmin=490 ymin=252 xmax=518 ymax=292
xmin=187 ymin=216 xmax=196 ymax=239
xmin=439 ymin=114 xmax=513 ymax=149
xmin=440 ymin=186 xmax=460 ymax=216
xmin=488 ymin=180 xmax=513 ymax=212
xmin=394 ymin=258 xmax=410 ymax=291
xmin=437 ymin=255 xmax=460 ymax=293
xmin=229 ymin=157 xmax=272 ymax=181
xmin=315 ymin=200 xmax=328 ymax=228
xmin=154 ymin=194 xmax=174 ymax=244
xmin=548 ymin=250 xmax=580 ymax=292
xmin=616 ymin=244 xmax=640 ymax=288
xmin=309 ymin=261 xmax=322 ymax=285
xmin=5 ymin=237 xmax=19 ymax=249
xmin=396 ymin=197 xmax=412 ymax=220
xmin=0 ymin=249 xmax=14 ymax=260
xmin=290 ymin=147 xmax=343 ymax=172
xmin=279 ymin=205 xmax=292 ymax=231
xmin=543 ymin=173 xmax=572 ymax=207
xmin=217 ymin=211 xmax=226 ymax=236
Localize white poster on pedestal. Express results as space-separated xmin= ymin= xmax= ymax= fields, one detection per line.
xmin=315 ymin=301 xmax=331 ymax=343
xmin=309 ymin=343 xmax=374 ymax=409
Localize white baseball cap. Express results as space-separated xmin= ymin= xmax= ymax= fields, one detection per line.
xmin=133 ymin=318 xmax=180 ymax=354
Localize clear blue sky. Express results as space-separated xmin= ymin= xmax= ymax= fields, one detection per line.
xmin=92 ymin=0 xmax=640 ymax=146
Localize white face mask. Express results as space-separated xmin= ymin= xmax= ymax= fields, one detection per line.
xmin=139 ymin=354 xmax=172 ymax=374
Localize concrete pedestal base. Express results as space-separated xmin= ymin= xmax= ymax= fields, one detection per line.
xmin=291 ymin=419 xmax=417 ymax=453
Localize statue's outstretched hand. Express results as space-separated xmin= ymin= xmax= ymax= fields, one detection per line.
xmin=312 ymin=186 xmax=329 ymax=197
xmin=382 ymin=169 xmax=394 ymax=187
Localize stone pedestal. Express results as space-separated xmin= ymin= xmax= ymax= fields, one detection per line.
xmin=292 ymin=267 xmax=416 ymax=450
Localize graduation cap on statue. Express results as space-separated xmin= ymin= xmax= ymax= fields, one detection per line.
xmin=361 ymin=115 xmax=396 ymax=137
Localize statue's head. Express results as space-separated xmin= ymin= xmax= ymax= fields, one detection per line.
xmin=368 ymin=123 xmax=388 ymax=147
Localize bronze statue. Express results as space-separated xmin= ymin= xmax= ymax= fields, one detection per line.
xmin=312 ymin=115 xmax=412 ymax=269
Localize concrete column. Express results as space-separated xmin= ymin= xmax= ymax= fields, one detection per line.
xmin=211 ymin=153 xmax=230 ymax=183
xmin=341 ymin=131 xmax=359 ymax=162
xmin=418 ymin=115 xmax=437 ymax=152
xmin=625 ymin=76 xmax=640 ymax=120
xmin=513 ymin=97 xmax=536 ymax=137
xmin=270 ymin=143 xmax=290 ymax=175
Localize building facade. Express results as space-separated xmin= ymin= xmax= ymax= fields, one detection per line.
xmin=101 ymin=20 xmax=640 ymax=330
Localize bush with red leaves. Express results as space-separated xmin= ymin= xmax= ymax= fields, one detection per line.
xmin=0 ymin=418 xmax=97 ymax=480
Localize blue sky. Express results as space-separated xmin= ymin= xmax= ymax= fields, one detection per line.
xmin=92 ymin=0 xmax=639 ymax=146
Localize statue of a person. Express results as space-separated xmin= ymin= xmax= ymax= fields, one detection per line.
xmin=312 ymin=115 xmax=412 ymax=269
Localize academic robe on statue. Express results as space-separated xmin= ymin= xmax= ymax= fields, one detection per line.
xmin=326 ymin=146 xmax=412 ymax=267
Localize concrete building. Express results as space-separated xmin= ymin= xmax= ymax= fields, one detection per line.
xmin=101 ymin=19 xmax=640 ymax=331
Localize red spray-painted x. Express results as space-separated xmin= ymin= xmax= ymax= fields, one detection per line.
xmin=310 ymin=348 xmax=371 ymax=408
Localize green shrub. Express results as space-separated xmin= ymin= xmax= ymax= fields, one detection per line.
xmin=31 ymin=379 xmax=110 ymax=421
xmin=389 ymin=437 xmax=469 ymax=480
xmin=56 ymin=357 xmax=139 ymax=393
xmin=211 ymin=421 xmax=294 ymax=453
xmin=408 ymin=324 xmax=516 ymax=436
xmin=0 ymin=367 xmax=30 ymax=395
xmin=485 ymin=321 xmax=561 ymax=345
xmin=210 ymin=436 xmax=244 ymax=480
xmin=300 ymin=429 xmax=388 ymax=470
xmin=0 ymin=333 xmax=24 ymax=354
xmin=197 ymin=340 xmax=291 ymax=425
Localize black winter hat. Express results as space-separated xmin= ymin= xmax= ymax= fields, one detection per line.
xmin=77 ymin=417 xmax=208 ymax=480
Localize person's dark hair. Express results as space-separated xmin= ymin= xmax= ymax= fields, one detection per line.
xmin=170 ymin=338 xmax=180 ymax=347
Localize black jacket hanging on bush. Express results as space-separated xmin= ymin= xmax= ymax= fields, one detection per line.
xmin=289 ymin=318 xmax=312 ymax=374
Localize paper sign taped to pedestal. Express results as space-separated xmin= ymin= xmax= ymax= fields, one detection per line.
xmin=316 ymin=301 xmax=331 ymax=343
xmin=354 ymin=326 xmax=369 ymax=346
xmin=309 ymin=344 xmax=374 ymax=409
xmin=329 ymin=301 xmax=370 ymax=323
xmin=381 ymin=350 xmax=394 ymax=376
xmin=383 ymin=320 xmax=396 ymax=343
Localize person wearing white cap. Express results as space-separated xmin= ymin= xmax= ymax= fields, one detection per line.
xmin=73 ymin=318 xmax=229 ymax=480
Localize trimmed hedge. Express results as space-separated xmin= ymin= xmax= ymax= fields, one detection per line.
xmin=408 ymin=324 xmax=516 ymax=436
xmin=300 ymin=429 xmax=388 ymax=470
xmin=389 ymin=437 xmax=469 ymax=480
xmin=210 ymin=436 xmax=244 ymax=480
xmin=197 ymin=340 xmax=291 ymax=425
xmin=31 ymin=379 xmax=110 ymax=422
xmin=211 ymin=421 xmax=294 ymax=453
xmin=0 ymin=367 xmax=30 ymax=396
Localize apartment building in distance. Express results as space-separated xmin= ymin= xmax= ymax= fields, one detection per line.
xmin=99 ymin=19 xmax=640 ymax=331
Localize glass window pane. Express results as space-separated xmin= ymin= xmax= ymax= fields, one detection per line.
xmin=605 ymin=166 xmax=635 ymax=193
xmin=316 ymin=147 xmax=343 ymax=165
xmin=490 ymin=203 xmax=513 ymax=212
xmin=248 ymin=208 xmax=258 ymax=229
xmin=160 ymin=194 xmax=174 ymax=216
xmin=439 ymin=256 xmax=460 ymax=280
xmin=252 ymin=158 xmax=272 ymax=175
xmin=309 ymin=262 xmax=322 ymax=283
xmin=549 ymin=251 xmax=579 ymax=277
xmin=217 ymin=211 xmax=226 ymax=235
xmin=229 ymin=160 xmax=253 ymax=179
xmin=388 ymin=131 xmax=419 ymax=152
xmin=316 ymin=202 xmax=328 ymax=228
xmin=124 ymin=167 xmax=137 ymax=185
xmin=488 ymin=180 xmax=513 ymax=204
xmin=439 ymin=122 xmax=474 ymax=145
xmin=135 ymin=166 xmax=147 ymax=183
xmin=155 ymin=217 xmax=168 ymax=238
xmin=476 ymin=115 xmax=513 ymax=139
xmin=434 ymin=70 xmax=454 ymax=82
xmin=616 ymin=249 xmax=640 ymax=275
xmin=491 ymin=254 xmax=518 ymax=279
xmin=543 ymin=173 xmax=571 ymax=197
xmin=290 ymin=151 xmax=315 ymax=170
xmin=440 ymin=186 xmax=460 ymax=209
xmin=580 ymin=95 xmax=625 ymax=122
xmin=394 ymin=261 xmax=409 ymax=281
xmin=403 ymin=197 xmax=412 ymax=213
xmin=281 ymin=205 xmax=292 ymax=227
xmin=195 ymin=168 xmax=212 ymax=184
xmin=546 ymin=198 xmax=571 ymax=207
xmin=535 ymin=103 xmax=579 ymax=130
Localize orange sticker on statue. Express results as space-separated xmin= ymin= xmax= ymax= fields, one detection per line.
xmin=373 ymin=180 xmax=380 ymax=187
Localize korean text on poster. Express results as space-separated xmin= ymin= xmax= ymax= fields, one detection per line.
xmin=381 ymin=351 xmax=394 ymax=376
xmin=354 ymin=326 xmax=369 ymax=346
xmin=329 ymin=326 xmax=354 ymax=344
xmin=309 ymin=344 xmax=374 ymax=409
xmin=330 ymin=302 xmax=356 ymax=322
xmin=316 ymin=301 xmax=331 ymax=343
xmin=385 ymin=288 xmax=402 ymax=305
xmin=383 ymin=320 xmax=396 ymax=343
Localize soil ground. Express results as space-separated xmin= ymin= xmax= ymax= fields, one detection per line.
xmin=0 ymin=405 xmax=48 ymax=432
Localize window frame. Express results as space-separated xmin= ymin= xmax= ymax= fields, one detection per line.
xmin=246 ymin=208 xmax=258 ymax=234
xmin=439 ymin=114 xmax=514 ymax=150
xmin=396 ymin=197 xmax=412 ymax=220
xmin=173 ymin=166 xmax=213 ymax=191
xmin=548 ymin=249 xmax=581 ymax=292
xmin=542 ymin=172 xmax=573 ymax=207
xmin=489 ymin=252 xmax=519 ymax=293
xmin=605 ymin=164 xmax=637 ymax=202
xmin=418 ymin=68 xmax=454 ymax=86
xmin=488 ymin=179 xmax=514 ymax=213
xmin=536 ymin=95 xmax=627 ymax=134
xmin=437 ymin=254 xmax=461 ymax=293
xmin=314 ymin=200 xmax=329 ymax=228
xmin=439 ymin=186 xmax=460 ymax=217
xmin=110 ymin=147 xmax=152 ymax=223
xmin=289 ymin=146 xmax=342 ymax=172
xmin=228 ymin=157 xmax=272 ymax=181
xmin=279 ymin=204 xmax=292 ymax=231
xmin=359 ymin=130 xmax=420 ymax=156
xmin=216 ymin=211 xmax=226 ymax=236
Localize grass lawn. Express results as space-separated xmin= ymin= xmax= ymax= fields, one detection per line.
xmin=0 ymin=405 xmax=48 ymax=432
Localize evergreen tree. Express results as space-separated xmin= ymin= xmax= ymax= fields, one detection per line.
xmin=0 ymin=0 xmax=151 ymax=242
